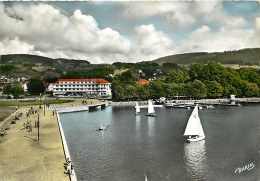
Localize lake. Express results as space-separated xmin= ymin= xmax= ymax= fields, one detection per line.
xmin=59 ymin=103 xmax=260 ymax=181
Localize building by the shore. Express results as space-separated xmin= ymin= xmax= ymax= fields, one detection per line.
xmin=136 ymin=79 xmax=148 ymax=85
xmin=22 ymin=81 xmax=28 ymax=92
xmin=52 ymin=78 xmax=112 ymax=99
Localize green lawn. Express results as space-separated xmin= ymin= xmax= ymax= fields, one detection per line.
xmin=0 ymin=99 xmax=74 ymax=106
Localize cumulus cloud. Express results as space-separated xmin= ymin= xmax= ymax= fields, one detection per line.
xmin=0 ymin=3 xmax=176 ymax=63
xmin=0 ymin=2 xmax=259 ymax=64
xmin=174 ymin=25 xmax=257 ymax=54
xmin=120 ymin=2 xmax=197 ymax=28
xmin=0 ymin=3 xmax=132 ymax=63
xmin=132 ymin=24 xmax=173 ymax=56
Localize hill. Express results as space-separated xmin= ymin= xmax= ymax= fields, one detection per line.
xmin=0 ymin=54 xmax=98 ymax=78
xmin=152 ymin=48 xmax=260 ymax=65
xmin=1 ymin=48 xmax=260 ymax=79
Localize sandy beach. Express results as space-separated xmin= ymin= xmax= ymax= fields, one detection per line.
xmin=0 ymin=98 xmax=102 ymax=181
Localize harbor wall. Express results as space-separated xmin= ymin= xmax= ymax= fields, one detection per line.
xmin=57 ymin=113 xmax=77 ymax=181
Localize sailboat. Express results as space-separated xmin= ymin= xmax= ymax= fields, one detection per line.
xmin=135 ymin=102 xmax=140 ymax=115
xmin=145 ymin=100 xmax=157 ymax=117
xmin=183 ymin=104 xmax=205 ymax=142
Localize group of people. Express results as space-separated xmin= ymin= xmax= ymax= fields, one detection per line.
xmin=66 ymin=158 xmax=74 ymax=176
xmin=21 ymin=120 xmax=33 ymax=132
xmin=26 ymin=107 xmax=37 ymax=118
xmin=81 ymin=100 xmax=88 ymax=105
xmin=0 ymin=128 xmax=7 ymax=136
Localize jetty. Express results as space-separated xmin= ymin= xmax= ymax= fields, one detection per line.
xmin=48 ymin=103 xmax=106 ymax=113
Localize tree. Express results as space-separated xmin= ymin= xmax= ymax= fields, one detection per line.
xmin=3 ymin=84 xmax=12 ymax=95
xmin=189 ymin=63 xmax=206 ymax=81
xmin=28 ymin=78 xmax=45 ymax=95
xmin=11 ymin=83 xmax=24 ymax=99
xmin=3 ymin=83 xmax=24 ymax=98
xmin=117 ymin=70 xmax=136 ymax=85
xmin=166 ymin=70 xmax=190 ymax=83
xmin=148 ymin=81 xmax=165 ymax=99
xmin=111 ymin=80 xmax=126 ymax=100
xmin=125 ymin=85 xmax=137 ymax=100
xmin=239 ymin=81 xmax=259 ymax=97
xmin=238 ymin=68 xmax=260 ymax=88
xmin=136 ymin=85 xmax=150 ymax=100
xmin=187 ymin=80 xmax=207 ymax=98
xmin=204 ymin=80 xmax=224 ymax=98
xmin=0 ymin=65 xmax=14 ymax=74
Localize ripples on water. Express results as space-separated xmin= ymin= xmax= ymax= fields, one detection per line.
xmin=60 ymin=104 xmax=260 ymax=181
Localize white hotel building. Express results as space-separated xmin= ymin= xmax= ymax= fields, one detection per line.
xmin=53 ymin=79 xmax=112 ymax=99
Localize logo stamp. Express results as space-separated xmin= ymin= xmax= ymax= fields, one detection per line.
xmin=235 ymin=162 xmax=255 ymax=174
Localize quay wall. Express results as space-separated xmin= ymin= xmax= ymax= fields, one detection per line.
xmin=57 ymin=113 xmax=77 ymax=181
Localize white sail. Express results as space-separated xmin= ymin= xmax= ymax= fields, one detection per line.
xmin=135 ymin=102 xmax=140 ymax=113
xmin=147 ymin=100 xmax=155 ymax=114
xmin=198 ymin=118 xmax=205 ymax=138
xmin=184 ymin=105 xmax=201 ymax=136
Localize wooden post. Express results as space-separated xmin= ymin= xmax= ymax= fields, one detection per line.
xmin=44 ymin=98 xmax=46 ymax=116
xmin=38 ymin=114 xmax=40 ymax=140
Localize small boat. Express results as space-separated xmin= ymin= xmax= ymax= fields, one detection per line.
xmin=145 ymin=100 xmax=157 ymax=117
xmin=184 ymin=104 xmax=205 ymax=142
xmin=98 ymin=124 xmax=108 ymax=130
xmin=135 ymin=102 xmax=140 ymax=115
xmin=206 ymin=105 xmax=214 ymax=109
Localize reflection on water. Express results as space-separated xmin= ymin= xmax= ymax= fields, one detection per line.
xmin=147 ymin=116 xmax=155 ymax=138
xmin=184 ymin=140 xmax=208 ymax=180
xmin=135 ymin=114 xmax=140 ymax=133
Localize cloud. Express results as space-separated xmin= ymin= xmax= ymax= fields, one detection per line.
xmin=0 ymin=3 xmax=176 ymax=63
xmin=255 ymin=17 xmax=260 ymax=44
xmin=174 ymin=25 xmax=257 ymax=54
xmin=132 ymin=24 xmax=173 ymax=56
xmin=0 ymin=3 xmax=131 ymax=63
xmin=0 ymin=2 xmax=259 ymax=64
xmin=120 ymin=2 xmax=197 ymax=28
xmin=0 ymin=37 xmax=34 ymax=55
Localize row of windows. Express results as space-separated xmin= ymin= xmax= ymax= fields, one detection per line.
xmin=59 ymin=82 xmax=111 ymax=85
xmin=60 ymin=81 xmax=95 ymax=84
xmin=54 ymin=88 xmax=109 ymax=91
xmin=55 ymin=85 xmax=109 ymax=88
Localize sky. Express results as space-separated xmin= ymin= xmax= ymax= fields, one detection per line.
xmin=0 ymin=1 xmax=260 ymax=64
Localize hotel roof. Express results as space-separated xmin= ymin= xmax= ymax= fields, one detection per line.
xmin=55 ymin=78 xmax=111 ymax=84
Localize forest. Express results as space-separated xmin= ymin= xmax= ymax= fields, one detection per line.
xmin=111 ymin=62 xmax=260 ymax=100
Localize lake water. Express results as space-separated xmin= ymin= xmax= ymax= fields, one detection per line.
xmin=59 ymin=103 xmax=260 ymax=181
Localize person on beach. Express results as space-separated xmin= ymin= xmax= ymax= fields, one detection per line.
xmin=21 ymin=123 xmax=25 ymax=130
xmin=71 ymin=164 xmax=74 ymax=175
xmin=0 ymin=128 xmax=7 ymax=136
xmin=66 ymin=160 xmax=72 ymax=175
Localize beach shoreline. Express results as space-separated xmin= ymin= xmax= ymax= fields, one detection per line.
xmin=0 ymin=98 xmax=102 ymax=181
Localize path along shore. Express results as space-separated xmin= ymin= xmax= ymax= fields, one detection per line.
xmin=0 ymin=98 xmax=101 ymax=181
